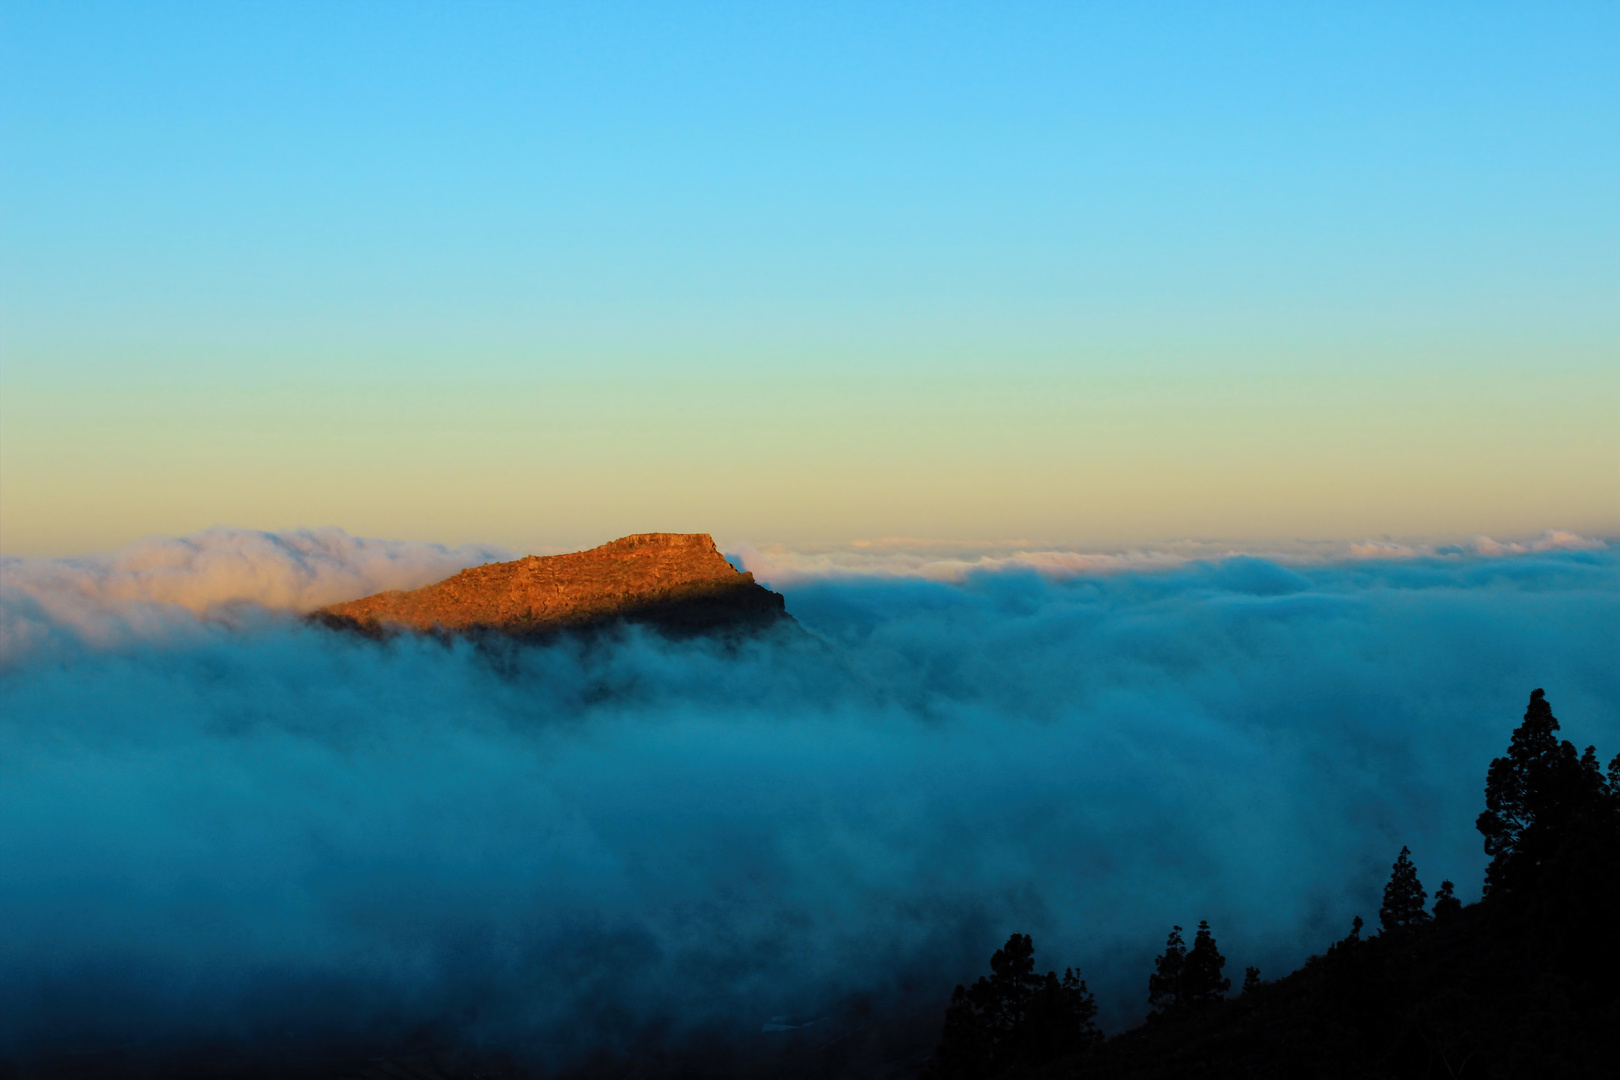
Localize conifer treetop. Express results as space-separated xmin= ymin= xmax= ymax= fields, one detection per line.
xmin=1380 ymin=846 xmax=1431 ymax=932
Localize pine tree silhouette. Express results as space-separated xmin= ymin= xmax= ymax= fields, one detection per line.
xmin=928 ymin=934 xmax=1098 ymax=1077
xmin=1326 ymin=915 xmax=1364 ymax=960
xmin=1181 ymin=921 xmax=1231 ymax=1003
xmin=1379 ymin=846 xmax=1430 ymax=931
xmin=1146 ymin=926 xmax=1186 ymax=1016
xmin=1431 ymin=879 xmax=1462 ymax=920
xmin=1241 ymin=966 xmax=1261 ymax=995
xmin=966 ymin=933 xmax=1043 ymax=1052
xmin=1022 ymin=967 xmax=1100 ymax=1065
xmin=1476 ymin=688 xmax=1612 ymax=896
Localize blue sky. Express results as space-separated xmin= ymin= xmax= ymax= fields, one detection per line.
xmin=2 ymin=2 xmax=1616 ymax=552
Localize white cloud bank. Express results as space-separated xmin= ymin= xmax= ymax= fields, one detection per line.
xmin=1 ymin=527 xmax=1616 ymax=1065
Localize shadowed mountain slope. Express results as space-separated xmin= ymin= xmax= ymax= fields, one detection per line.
xmin=313 ymin=532 xmax=789 ymax=638
xmin=920 ymin=688 xmax=1620 ymax=1080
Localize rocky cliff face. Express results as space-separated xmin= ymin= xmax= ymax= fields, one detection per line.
xmin=313 ymin=533 xmax=788 ymax=639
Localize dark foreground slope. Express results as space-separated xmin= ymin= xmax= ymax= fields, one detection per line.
xmin=313 ymin=532 xmax=790 ymax=639
xmin=1067 ymin=899 xmax=1620 ymax=1079
xmin=924 ymin=688 xmax=1620 ymax=1080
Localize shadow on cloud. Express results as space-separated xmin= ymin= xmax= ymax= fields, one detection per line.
xmin=1 ymin=529 xmax=1616 ymax=1064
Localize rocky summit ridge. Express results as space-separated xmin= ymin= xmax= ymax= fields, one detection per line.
xmin=314 ymin=532 xmax=788 ymax=639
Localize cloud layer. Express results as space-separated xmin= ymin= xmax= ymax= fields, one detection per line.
xmin=2 ymin=529 xmax=1616 ymax=1065
xmin=735 ymin=529 xmax=1612 ymax=584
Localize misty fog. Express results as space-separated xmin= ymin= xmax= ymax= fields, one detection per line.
xmin=2 ymin=530 xmax=1615 ymax=1065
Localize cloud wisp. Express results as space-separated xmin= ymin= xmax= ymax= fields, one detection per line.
xmin=1 ymin=527 xmax=512 ymax=661
xmin=2 ymin=529 xmax=1616 ymax=1066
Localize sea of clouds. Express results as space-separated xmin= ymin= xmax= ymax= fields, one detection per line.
xmin=2 ymin=527 xmax=1617 ymax=1064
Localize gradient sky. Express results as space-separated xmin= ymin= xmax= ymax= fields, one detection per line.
xmin=2 ymin=1 xmax=1616 ymax=556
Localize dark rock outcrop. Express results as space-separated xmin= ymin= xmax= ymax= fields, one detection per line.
xmin=313 ymin=532 xmax=788 ymax=639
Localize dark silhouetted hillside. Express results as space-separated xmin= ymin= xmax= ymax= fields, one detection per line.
xmin=922 ymin=688 xmax=1620 ymax=1079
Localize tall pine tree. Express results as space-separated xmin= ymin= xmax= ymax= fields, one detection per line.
xmin=1476 ymin=688 xmax=1612 ymax=896
xmin=1181 ymin=921 xmax=1231 ymax=1003
xmin=1146 ymin=926 xmax=1186 ymax=1016
xmin=1379 ymin=846 xmax=1430 ymax=931
xmin=1431 ymin=880 xmax=1462 ymax=920
xmin=928 ymin=934 xmax=1098 ymax=1078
